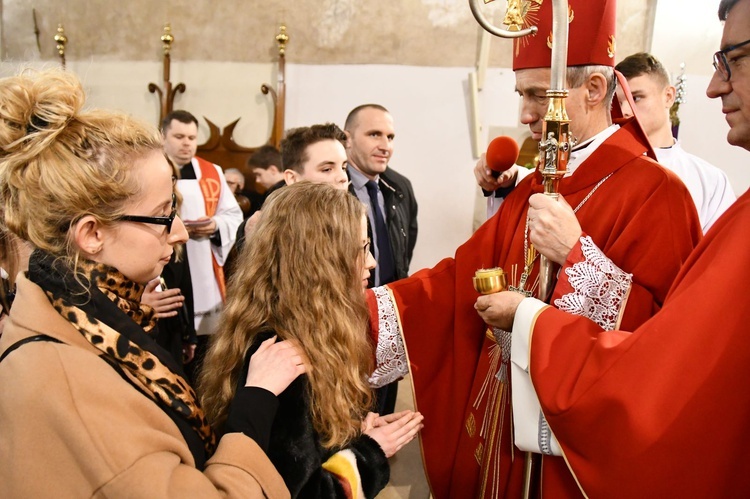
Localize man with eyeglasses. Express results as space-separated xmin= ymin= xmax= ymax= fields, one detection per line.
xmin=711 ymin=5 xmax=750 ymax=150
xmin=615 ymin=52 xmax=736 ymax=232
xmin=476 ymin=0 xmax=750 ymax=495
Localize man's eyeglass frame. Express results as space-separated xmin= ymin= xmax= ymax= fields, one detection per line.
xmin=713 ymin=38 xmax=750 ymax=82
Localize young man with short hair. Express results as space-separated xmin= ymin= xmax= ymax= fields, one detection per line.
xmin=281 ymin=123 xmax=349 ymax=190
xmin=248 ymin=145 xmax=285 ymax=194
xmin=228 ymin=124 xmax=350 ymax=270
xmin=616 ymin=52 xmax=736 ymax=231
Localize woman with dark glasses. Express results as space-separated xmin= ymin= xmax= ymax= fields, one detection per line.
xmin=0 ymin=69 xmax=303 ymax=498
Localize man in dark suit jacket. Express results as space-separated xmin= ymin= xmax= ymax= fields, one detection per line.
xmin=345 ymin=104 xmax=418 ymax=414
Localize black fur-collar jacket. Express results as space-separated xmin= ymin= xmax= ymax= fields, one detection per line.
xmin=236 ymin=331 xmax=390 ymax=498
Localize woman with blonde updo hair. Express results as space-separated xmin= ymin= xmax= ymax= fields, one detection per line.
xmin=200 ymin=181 xmax=424 ymax=498
xmin=0 ymin=69 xmax=303 ymax=498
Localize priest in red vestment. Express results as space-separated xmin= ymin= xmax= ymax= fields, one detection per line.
xmin=476 ymin=0 xmax=750 ymax=496
xmin=366 ymin=1 xmax=702 ymax=498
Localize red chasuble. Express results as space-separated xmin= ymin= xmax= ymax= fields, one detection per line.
xmin=529 ymin=188 xmax=750 ymax=498
xmin=379 ymin=119 xmax=701 ymax=498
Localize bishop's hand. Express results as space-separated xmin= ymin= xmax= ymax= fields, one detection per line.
xmin=527 ymin=193 xmax=581 ymax=265
xmin=475 ymin=291 xmax=526 ymax=330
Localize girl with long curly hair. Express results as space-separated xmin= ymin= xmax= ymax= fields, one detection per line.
xmin=200 ymin=182 xmax=423 ymax=498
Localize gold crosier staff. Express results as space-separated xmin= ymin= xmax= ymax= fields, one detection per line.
xmin=470 ymin=0 xmax=571 ymax=303
xmin=469 ymin=0 xmax=571 ymax=497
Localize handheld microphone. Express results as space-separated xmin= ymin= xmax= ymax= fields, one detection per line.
xmin=486 ymin=136 xmax=520 ymax=178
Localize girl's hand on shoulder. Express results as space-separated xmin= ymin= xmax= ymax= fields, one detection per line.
xmin=245 ymin=336 xmax=308 ymax=395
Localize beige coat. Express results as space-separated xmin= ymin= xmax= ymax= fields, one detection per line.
xmin=0 ymin=275 xmax=289 ymax=498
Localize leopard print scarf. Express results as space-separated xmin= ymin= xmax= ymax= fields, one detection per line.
xmin=28 ymin=250 xmax=217 ymax=459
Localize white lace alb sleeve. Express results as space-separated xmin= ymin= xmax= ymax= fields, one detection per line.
xmin=368 ymin=286 xmax=409 ymax=388
xmin=554 ymin=235 xmax=632 ymax=331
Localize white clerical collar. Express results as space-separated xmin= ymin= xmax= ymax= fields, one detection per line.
xmin=565 ymin=124 xmax=620 ymax=177
xmin=658 ymin=137 xmax=679 ymax=151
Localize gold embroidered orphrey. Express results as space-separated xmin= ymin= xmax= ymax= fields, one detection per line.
xmin=469 ymin=171 xmax=615 ymax=496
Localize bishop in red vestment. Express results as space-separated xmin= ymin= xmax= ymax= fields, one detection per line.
xmin=370 ymin=121 xmax=700 ymax=498
xmin=366 ymin=1 xmax=704 ymax=498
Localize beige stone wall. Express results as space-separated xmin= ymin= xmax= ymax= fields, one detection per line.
xmin=7 ymin=0 xmax=746 ymax=273
xmin=2 ymin=0 xmax=651 ymax=67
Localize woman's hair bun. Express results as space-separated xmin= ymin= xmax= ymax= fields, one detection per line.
xmin=0 ymin=70 xmax=85 ymax=154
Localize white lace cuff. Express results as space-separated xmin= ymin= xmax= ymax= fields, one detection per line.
xmin=368 ymin=286 xmax=409 ymax=388
xmin=554 ymin=236 xmax=632 ymax=331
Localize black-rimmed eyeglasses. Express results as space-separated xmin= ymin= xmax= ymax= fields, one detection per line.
xmin=117 ymin=193 xmax=177 ymax=234
xmin=713 ymin=38 xmax=750 ymax=82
